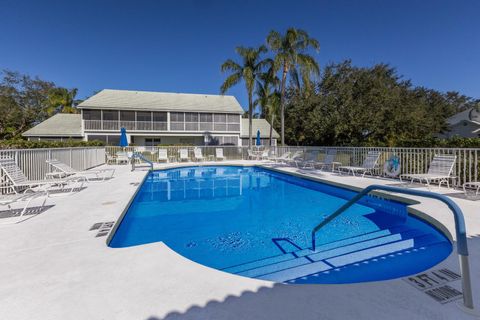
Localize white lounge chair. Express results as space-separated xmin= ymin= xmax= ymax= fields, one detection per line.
xmin=158 ymin=149 xmax=169 ymax=163
xmin=270 ymin=151 xmax=292 ymax=163
xmin=317 ymin=149 xmax=342 ymax=171
xmin=193 ymin=148 xmax=204 ymax=162
xmin=0 ymin=158 xmax=86 ymax=195
xmin=400 ymin=154 xmax=456 ymax=188
xmin=116 ymin=152 xmax=129 ymax=164
xmin=300 ymin=150 xmax=319 ymax=169
xmin=463 ymin=181 xmax=480 ymax=196
xmin=247 ymin=149 xmax=256 ymax=160
xmin=46 ymin=159 xmax=115 ymax=182
xmin=0 ymin=190 xmax=49 ymax=224
xmin=286 ymin=151 xmax=304 ymax=167
xmin=179 ymin=149 xmax=189 ymax=162
xmin=338 ymin=151 xmax=382 ymax=177
xmin=260 ymin=150 xmax=270 ymax=160
xmin=215 ymin=148 xmax=226 ymax=161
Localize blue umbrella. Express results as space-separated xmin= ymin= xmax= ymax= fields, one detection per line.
xmin=256 ymin=130 xmax=261 ymax=146
xmin=119 ymin=127 xmax=128 ymax=147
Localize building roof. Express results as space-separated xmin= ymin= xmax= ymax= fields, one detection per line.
xmin=447 ymin=108 xmax=480 ymax=126
xmin=241 ymin=118 xmax=280 ymax=139
xmin=77 ymin=89 xmax=244 ymax=114
xmin=23 ymin=114 xmax=83 ymax=137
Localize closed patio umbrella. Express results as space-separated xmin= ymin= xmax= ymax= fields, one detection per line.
xmin=119 ymin=127 xmax=128 ymax=147
xmin=256 ymin=130 xmax=261 ymax=146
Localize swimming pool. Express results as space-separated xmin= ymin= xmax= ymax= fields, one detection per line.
xmin=110 ymin=166 xmax=452 ymax=284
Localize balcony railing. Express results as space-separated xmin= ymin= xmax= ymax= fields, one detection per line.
xmin=84 ymin=120 xmax=167 ymax=131
xmin=84 ymin=120 xmax=240 ymax=132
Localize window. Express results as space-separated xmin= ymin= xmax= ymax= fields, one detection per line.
xmin=120 ymin=111 xmax=135 ymax=121
xmin=137 ymin=111 xmax=152 ymax=122
xmin=170 ymin=112 xmax=184 ymax=122
xmin=103 ymin=110 xmax=118 ymax=121
xmin=170 ymin=112 xmax=185 ymax=131
xmin=82 ymin=109 xmax=101 ymax=120
xmin=214 ymin=114 xmax=226 ymax=123
xmin=145 ymin=138 xmax=161 ymax=147
xmin=207 ymin=136 xmax=238 ymax=146
xmin=153 ymin=112 xmax=167 ymax=122
xmin=200 ymin=113 xmax=213 ymax=131
xmin=88 ymin=135 xmax=120 ymax=146
xmin=185 ymin=112 xmax=199 ymax=131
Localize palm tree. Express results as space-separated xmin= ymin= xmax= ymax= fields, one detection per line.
xmin=220 ymin=46 xmax=270 ymax=148
xmin=255 ymin=68 xmax=280 ymax=146
xmin=46 ymin=88 xmax=79 ymax=115
xmin=267 ymin=28 xmax=320 ymax=145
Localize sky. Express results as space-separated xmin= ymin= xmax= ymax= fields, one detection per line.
xmin=0 ymin=0 xmax=479 ymax=110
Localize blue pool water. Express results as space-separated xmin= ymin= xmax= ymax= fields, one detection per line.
xmin=110 ymin=166 xmax=452 ymax=284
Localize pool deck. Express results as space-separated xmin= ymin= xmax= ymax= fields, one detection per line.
xmin=0 ymin=160 xmax=479 ymax=320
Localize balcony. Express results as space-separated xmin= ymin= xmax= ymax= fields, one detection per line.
xmin=83 ymin=120 xmax=240 ymax=132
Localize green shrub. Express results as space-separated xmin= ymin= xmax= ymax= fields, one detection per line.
xmin=0 ymin=138 xmax=105 ymax=149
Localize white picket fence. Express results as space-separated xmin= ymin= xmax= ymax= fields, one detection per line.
xmin=0 ymin=147 xmax=105 ymax=182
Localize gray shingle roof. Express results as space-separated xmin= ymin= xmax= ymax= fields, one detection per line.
xmin=241 ymin=119 xmax=279 ymax=138
xmin=77 ymin=89 xmax=244 ymax=113
xmin=447 ymin=108 xmax=480 ymax=125
xmin=22 ymin=114 xmax=83 ymax=137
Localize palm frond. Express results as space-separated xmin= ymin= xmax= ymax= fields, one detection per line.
xmin=220 ymin=73 xmax=241 ymax=94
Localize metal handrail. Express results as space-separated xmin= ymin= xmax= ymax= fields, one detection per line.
xmin=131 ymin=152 xmax=153 ymax=171
xmin=311 ymin=184 xmax=474 ymax=310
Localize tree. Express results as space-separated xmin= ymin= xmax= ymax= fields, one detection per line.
xmin=255 ymin=66 xmax=280 ymax=146
xmin=220 ymin=46 xmax=270 ymax=147
xmin=0 ymin=70 xmax=80 ymax=139
xmin=283 ymin=60 xmax=479 ymax=147
xmin=46 ymin=87 xmax=80 ymax=115
xmin=267 ymin=28 xmax=320 ymax=145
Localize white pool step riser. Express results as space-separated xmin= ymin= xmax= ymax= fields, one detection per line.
xmin=233 ymin=233 xmax=414 ymax=278
xmin=225 ymin=229 xmax=396 ymax=273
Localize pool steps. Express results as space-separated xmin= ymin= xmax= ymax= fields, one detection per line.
xmin=222 ymin=227 xmax=445 ymax=282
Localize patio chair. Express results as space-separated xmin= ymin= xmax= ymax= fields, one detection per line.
xmin=247 ymin=149 xmax=256 ymax=160
xmin=193 ymin=148 xmax=204 ymax=162
xmin=116 ymin=152 xmax=129 ymax=164
xmin=179 ymin=149 xmax=189 ymax=162
xmin=462 ymin=181 xmax=480 ymax=196
xmin=300 ymin=150 xmax=319 ymax=169
xmin=400 ymin=154 xmax=456 ymax=188
xmin=286 ymin=151 xmax=304 ymax=167
xmin=105 ymin=153 xmax=116 ymax=165
xmin=0 ymin=190 xmax=49 ymax=224
xmin=0 ymin=158 xmax=86 ymax=196
xmin=338 ymin=151 xmax=382 ymax=177
xmin=158 ymin=149 xmax=169 ymax=163
xmin=260 ymin=150 xmax=270 ymax=160
xmin=46 ymin=159 xmax=115 ymax=182
xmin=215 ymin=148 xmax=226 ymax=161
xmin=269 ymin=151 xmax=292 ymax=163
xmin=317 ymin=149 xmax=342 ymax=171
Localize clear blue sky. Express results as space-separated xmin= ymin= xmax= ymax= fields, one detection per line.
xmin=1 ymin=0 xmax=479 ymax=111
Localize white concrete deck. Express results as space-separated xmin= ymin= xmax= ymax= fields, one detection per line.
xmin=0 ymin=161 xmax=479 ymax=320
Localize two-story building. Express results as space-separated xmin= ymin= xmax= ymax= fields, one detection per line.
xmin=23 ymin=89 xmax=279 ymax=146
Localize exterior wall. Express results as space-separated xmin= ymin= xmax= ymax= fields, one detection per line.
xmin=85 ymin=133 xmax=240 ymax=146
xmin=241 ymin=138 xmax=277 ymax=146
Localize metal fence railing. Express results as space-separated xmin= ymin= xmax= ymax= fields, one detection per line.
xmin=275 ymin=146 xmax=480 ymax=187
xmin=0 ymin=147 xmax=106 ymax=182
xmin=106 ymin=146 xmax=248 ymax=163
xmin=2 ymin=145 xmax=478 ymax=190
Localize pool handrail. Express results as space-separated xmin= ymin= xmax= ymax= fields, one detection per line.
xmin=311 ymin=184 xmax=474 ymax=310
xmin=131 ymin=152 xmax=153 ymax=171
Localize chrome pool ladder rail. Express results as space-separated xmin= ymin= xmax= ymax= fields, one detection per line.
xmin=131 ymin=152 xmax=153 ymax=171
xmin=311 ymin=184 xmax=474 ymax=311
